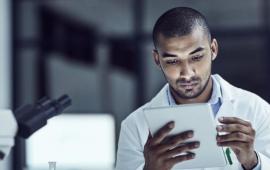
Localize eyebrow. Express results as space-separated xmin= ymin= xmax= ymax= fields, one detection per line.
xmin=160 ymin=52 xmax=178 ymax=58
xmin=189 ymin=47 xmax=204 ymax=55
xmin=159 ymin=47 xmax=205 ymax=58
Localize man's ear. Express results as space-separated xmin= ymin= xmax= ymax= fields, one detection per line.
xmin=210 ymin=38 xmax=218 ymax=61
xmin=152 ymin=49 xmax=161 ymax=67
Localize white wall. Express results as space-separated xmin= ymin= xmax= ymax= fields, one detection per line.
xmin=0 ymin=0 xmax=12 ymax=169
xmin=0 ymin=0 xmax=11 ymax=108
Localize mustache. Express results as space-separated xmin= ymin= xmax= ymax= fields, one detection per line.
xmin=176 ymin=77 xmax=201 ymax=84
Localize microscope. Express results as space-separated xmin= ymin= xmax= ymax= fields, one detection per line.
xmin=0 ymin=95 xmax=71 ymax=160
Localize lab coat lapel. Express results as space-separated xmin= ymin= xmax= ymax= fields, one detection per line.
xmin=213 ymin=74 xmax=236 ymax=121
xmin=215 ymin=100 xmax=235 ymax=122
xmin=148 ymin=84 xmax=170 ymax=108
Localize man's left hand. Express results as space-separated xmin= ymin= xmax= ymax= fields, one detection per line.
xmin=216 ymin=117 xmax=258 ymax=169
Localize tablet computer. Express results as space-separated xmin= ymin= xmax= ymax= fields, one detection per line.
xmin=143 ymin=103 xmax=227 ymax=169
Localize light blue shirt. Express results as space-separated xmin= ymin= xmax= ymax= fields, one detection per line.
xmin=166 ymin=75 xmax=261 ymax=170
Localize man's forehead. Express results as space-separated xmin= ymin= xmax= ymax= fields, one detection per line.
xmin=156 ymin=28 xmax=209 ymax=53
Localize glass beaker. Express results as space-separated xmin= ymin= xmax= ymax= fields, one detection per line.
xmin=48 ymin=161 xmax=56 ymax=170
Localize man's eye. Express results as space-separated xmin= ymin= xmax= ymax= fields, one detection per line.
xmin=166 ymin=59 xmax=178 ymax=65
xmin=192 ymin=55 xmax=203 ymax=61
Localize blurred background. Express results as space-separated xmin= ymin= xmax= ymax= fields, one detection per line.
xmin=0 ymin=0 xmax=270 ymax=170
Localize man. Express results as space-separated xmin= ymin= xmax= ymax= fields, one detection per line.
xmin=115 ymin=7 xmax=270 ymax=170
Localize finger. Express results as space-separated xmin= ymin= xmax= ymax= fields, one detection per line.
xmin=217 ymin=132 xmax=254 ymax=143
xmin=167 ymin=152 xmax=195 ymax=165
xmin=217 ymin=141 xmax=249 ymax=150
xmin=170 ymin=130 xmax=194 ymax=142
xmin=218 ymin=117 xmax=251 ymax=127
xmin=152 ymin=121 xmax=175 ymax=145
xmin=163 ymin=142 xmax=200 ymax=158
xmin=164 ymin=131 xmax=194 ymax=145
xmin=216 ymin=124 xmax=254 ymax=135
xmin=155 ymin=131 xmax=195 ymax=154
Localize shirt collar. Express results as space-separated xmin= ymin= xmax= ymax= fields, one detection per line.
xmin=166 ymin=75 xmax=222 ymax=106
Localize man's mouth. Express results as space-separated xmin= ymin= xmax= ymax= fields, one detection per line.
xmin=179 ymin=83 xmax=198 ymax=90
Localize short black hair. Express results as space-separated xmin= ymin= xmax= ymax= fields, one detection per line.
xmin=152 ymin=7 xmax=211 ymax=48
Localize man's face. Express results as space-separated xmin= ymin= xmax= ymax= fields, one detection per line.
xmin=153 ymin=28 xmax=218 ymax=100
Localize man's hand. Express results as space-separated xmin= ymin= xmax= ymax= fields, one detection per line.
xmin=216 ymin=117 xmax=258 ymax=169
xmin=143 ymin=121 xmax=200 ymax=170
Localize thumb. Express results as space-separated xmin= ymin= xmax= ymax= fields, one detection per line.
xmin=145 ymin=130 xmax=152 ymax=145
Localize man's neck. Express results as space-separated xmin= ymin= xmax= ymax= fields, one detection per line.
xmin=171 ymin=78 xmax=213 ymax=105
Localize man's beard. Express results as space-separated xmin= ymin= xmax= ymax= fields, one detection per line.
xmin=170 ymin=74 xmax=211 ymax=99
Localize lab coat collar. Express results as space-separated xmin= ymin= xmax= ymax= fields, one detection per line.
xmin=213 ymin=74 xmax=235 ymax=103
xmin=148 ymin=84 xmax=170 ymax=108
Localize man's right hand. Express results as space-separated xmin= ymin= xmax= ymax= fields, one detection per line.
xmin=143 ymin=121 xmax=200 ymax=170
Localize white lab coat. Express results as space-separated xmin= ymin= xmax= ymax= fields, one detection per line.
xmin=115 ymin=75 xmax=270 ymax=170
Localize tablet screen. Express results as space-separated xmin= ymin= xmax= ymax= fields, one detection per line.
xmin=143 ymin=103 xmax=227 ymax=169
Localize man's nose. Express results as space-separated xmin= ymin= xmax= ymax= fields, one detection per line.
xmin=180 ymin=63 xmax=195 ymax=80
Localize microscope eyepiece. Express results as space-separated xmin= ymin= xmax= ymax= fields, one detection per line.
xmin=54 ymin=95 xmax=72 ymax=115
xmin=15 ymin=94 xmax=72 ymax=138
